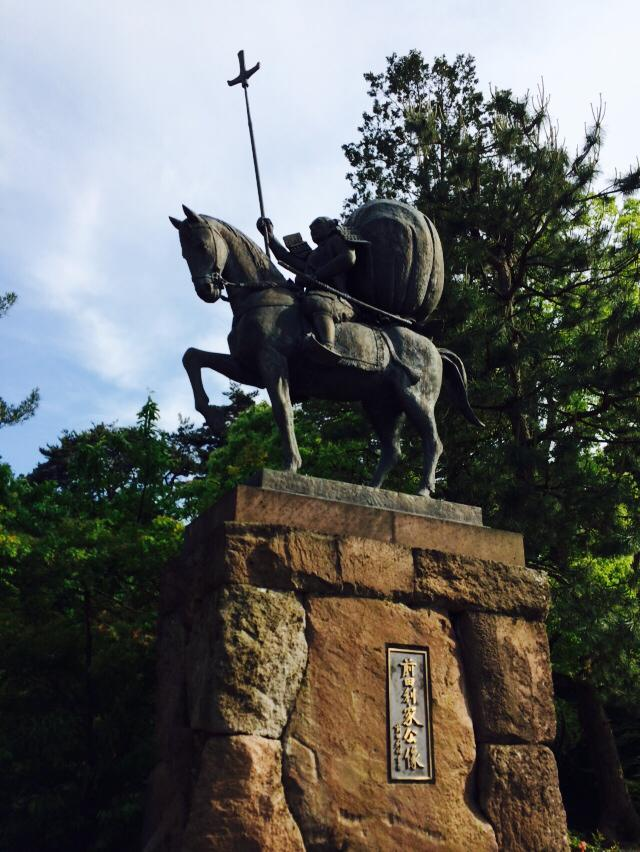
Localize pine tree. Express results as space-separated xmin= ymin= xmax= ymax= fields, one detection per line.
xmin=343 ymin=51 xmax=640 ymax=842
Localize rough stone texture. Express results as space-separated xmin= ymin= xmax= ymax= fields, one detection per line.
xmin=415 ymin=548 xmax=549 ymax=619
xmin=174 ymin=522 xmax=535 ymax=612
xmin=186 ymin=585 xmax=307 ymax=737
xmin=145 ymin=485 xmax=564 ymax=851
xmin=221 ymin=525 xmax=341 ymax=591
xmin=201 ymin=485 xmax=525 ymax=565
xmin=478 ymin=745 xmax=569 ymax=851
xmin=393 ymin=512 xmax=525 ymax=565
xmin=284 ymin=596 xmax=498 ymax=851
xmin=458 ymin=612 xmax=556 ymax=744
xmin=338 ymin=535 xmax=414 ymax=596
xmin=142 ymin=737 xmax=192 ymax=852
xmin=181 ymin=735 xmax=305 ymax=852
xmin=142 ymin=612 xmax=193 ymax=852
xmin=247 ymin=468 xmax=484 ymax=524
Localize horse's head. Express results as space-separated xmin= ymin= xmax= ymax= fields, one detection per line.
xmin=170 ymin=205 xmax=228 ymax=303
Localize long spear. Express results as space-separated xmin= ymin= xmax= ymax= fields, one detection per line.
xmin=228 ymin=50 xmax=270 ymax=258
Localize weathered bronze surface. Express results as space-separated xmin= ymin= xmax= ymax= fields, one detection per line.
xmin=172 ymin=201 xmax=483 ymax=496
xmin=386 ymin=645 xmax=435 ymax=782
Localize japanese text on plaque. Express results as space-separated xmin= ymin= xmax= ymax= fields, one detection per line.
xmin=386 ymin=646 xmax=434 ymax=782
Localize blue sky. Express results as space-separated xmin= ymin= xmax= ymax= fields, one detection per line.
xmin=1 ymin=0 xmax=638 ymax=473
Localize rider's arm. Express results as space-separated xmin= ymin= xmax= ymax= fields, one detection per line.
xmin=257 ymin=218 xmax=306 ymax=273
xmin=271 ymin=236 xmax=307 ymax=272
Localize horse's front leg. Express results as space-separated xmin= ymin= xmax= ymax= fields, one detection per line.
xmin=258 ymin=346 xmax=302 ymax=473
xmin=182 ymin=347 xmax=262 ymax=428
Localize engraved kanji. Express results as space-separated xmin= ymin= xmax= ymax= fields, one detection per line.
xmin=401 ymin=685 xmax=417 ymax=705
xmin=403 ymin=744 xmax=425 ymax=771
xmin=400 ymin=658 xmax=416 ymax=678
xmin=402 ymin=705 xmax=424 ymax=727
xmin=402 ymin=726 xmax=418 ymax=744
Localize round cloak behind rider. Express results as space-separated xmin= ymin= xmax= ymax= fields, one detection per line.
xmin=257 ymin=216 xmax=368 ymax=364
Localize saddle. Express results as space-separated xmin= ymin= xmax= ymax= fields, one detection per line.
xmin=323 ymin=322 xmax=388 ymax=372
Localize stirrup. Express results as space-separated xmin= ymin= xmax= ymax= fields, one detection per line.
xmin=303 ymin=333 xmax=343 ymax=365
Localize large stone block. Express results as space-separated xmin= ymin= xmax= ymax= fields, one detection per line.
xmin=198 ymin=481 xmax=525 ymax=565
xmin=457 ymin=612 xmax=556 ymax=743
xmin=393 ymin=513 xmax=524 ymax=564
xmin=337 ymin=535 xmax=413 ymax=596
xmin=415 ymin=548 xmax=549 ymax=619
xmin=284 ymin=596 xmax=497 ymax=851
xmin=246 ymin=468 xmax=484 ymax=524
xmin=184 ymin=523 xmax=417 ymax=599
xmin=184 ymin=523 xmax=341 ymax=594
xmin=186 ymin=585 xmax=307 ymax=737
xmin=478 ymin=744 xmax=569 ymax=851
xmin=181 ymin=735 xmax=305 ymax=852
xmin=223 ymin=524 xmax=342 ymax=590
xmin=147 ymin=481 xmax=566 ymax=850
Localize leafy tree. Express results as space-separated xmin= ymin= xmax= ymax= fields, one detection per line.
xmin=0 ymin=292 xmax=39 ymax=428
xmin=341 ymin=52 xmax=640 ymax=842
xmin=0 ymin=399 xmax=184 ymax=851
xmin=0 ymin=383 xmax=260 ymax=851
xmin=180 ymin=399 xmax=371 ymax=514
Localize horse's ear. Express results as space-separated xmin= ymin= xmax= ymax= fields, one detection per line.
xmin=182 ymin=204 xmax=204 ymax=223
xmin=169 ymin=216 xmax=182 ymax=229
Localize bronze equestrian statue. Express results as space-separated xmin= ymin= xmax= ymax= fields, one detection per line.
xmin=170 ymin=199 xmax=482 ymax=496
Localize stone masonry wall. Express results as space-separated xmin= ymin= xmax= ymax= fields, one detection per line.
xmin=142 ymin=518 xmax=569 ymax=852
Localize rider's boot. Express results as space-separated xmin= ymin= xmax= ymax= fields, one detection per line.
xmin=304 ymin=313 xmax=342 ymax=365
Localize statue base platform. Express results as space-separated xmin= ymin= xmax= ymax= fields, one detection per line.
xmin=143 ymin=473 xmax=569 ymax=851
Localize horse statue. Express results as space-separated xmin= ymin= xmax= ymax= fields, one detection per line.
xmin=170 ymin=201 xmax=482 ymax=496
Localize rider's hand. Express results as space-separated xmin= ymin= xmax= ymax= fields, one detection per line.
xmin=257 ymin=217 xmax=274 ymax=238
xmin=295 ymin=272 xmax=316 ymax=288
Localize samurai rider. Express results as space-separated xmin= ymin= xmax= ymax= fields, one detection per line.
xmin=257 ymin=216 xmax=368 ymax=364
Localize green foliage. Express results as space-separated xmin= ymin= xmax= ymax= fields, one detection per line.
xmin=550 ymin=554 xmax=640 ymax=702
xmin=342 ymin=50 xmax=640 ymax=688
xmin=569 ymin=831 xmax=620 ymax=851
xmin=181 ymin=402 xmax=282 ymax=512
xmin=0 ymin=383 xmax=261 ymax=850
xmin=2 ymin=51 xmax=640 ymax=847
xmin=182 ymin=398 xmax=378 ymax=515
xmin=340 ymin=51 xmax=640 ymax=836
xmin=0 ymin=398 xmax=184 ymax=851
xmin=0 ymin=291 xmax=40 ymax=428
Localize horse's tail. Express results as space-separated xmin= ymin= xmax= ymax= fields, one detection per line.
xmin=438 ymin=348 xmax=485 ymax=427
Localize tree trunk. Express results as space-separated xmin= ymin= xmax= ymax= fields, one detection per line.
xmin=554 ymin=673 xmax=640 ymax=844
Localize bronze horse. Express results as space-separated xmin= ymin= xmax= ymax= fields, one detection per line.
xmin=171 ymin=205 xmax=481 ymax=495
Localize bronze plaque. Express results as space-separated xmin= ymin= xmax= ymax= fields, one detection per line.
xmin=386 ymin=645 xmax=435 ymax=782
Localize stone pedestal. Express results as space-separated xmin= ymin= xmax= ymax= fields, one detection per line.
xmin=143 ymin=472 xmax=568 ymax=852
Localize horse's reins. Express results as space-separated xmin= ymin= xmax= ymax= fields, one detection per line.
xmin=190 ymin=220 xmax=415 ymax=328
xmin=191 ymin=220 xmax=284 ymax=302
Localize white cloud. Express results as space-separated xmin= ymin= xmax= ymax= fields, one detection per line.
xmin=1 ymin=0 xmax=639 ymax=473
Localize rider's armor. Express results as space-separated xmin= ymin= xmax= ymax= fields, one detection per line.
xmin=278 ymin=220 xmax=369 ymax=363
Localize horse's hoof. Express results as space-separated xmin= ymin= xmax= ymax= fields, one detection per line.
xmin=203 ymin=405 xmax=226 ymax=432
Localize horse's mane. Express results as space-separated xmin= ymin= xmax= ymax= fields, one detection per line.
xmin=204 ymin=216 xmax=286 ymax=284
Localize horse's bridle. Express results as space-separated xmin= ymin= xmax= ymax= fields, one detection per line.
xmin=188 ymin=220 xmax=230 ymax=302
xmin=188 ymin=219 xmax=290 ymax=304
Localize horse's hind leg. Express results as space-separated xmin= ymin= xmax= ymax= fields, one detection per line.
xmin=399 ymin=387 xmax=443 ymax=496
xmin=363 ymin=398 xmax=405 ymax=489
